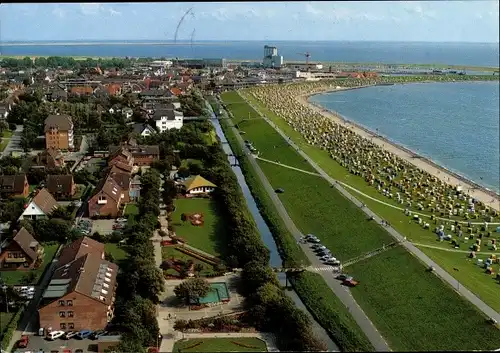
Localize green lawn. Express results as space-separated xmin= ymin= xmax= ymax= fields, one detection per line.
xmin=0 ymin=139 xmax=8 ymax=152
xmin=180 ymin=159 xmax=204 ymax=169
xmin=104 ymin=243 xmax=128 ymax=263
xmin=172 ymin=337 xmax=267 ymax=352
xmin=172 ymin=198 xmax=226 ymax=256
xmin=71 ymin=184 xmax=86 ymax=200
xmin=0 ymin=244 xmax=59 ymax=286
xmin=161 ymin=246 xmax=215 ymax=276
xmin=241 ymin=89 xmax=500 ymax=311
xmin=1 ymin=130 xmax=13 ymax=139
xmin=0 ymin=312 xmax=14 ymax=333
xmin=416 ymin=246 xmax=500 ymax=312
xmin=348 ymin=246 xmax=500 ymax=351
xmin=124 ymin=203 xmax=139 ymax=216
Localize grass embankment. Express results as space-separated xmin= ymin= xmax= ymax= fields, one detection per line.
xmin=123 ymin=203 xmax=139 ymax=216
xmin=104 ymin=243 xmax=128 ymax=263
xmin=291 ymin=272 xmax=374 ymax=352
xmin=172 ymin=337 xmax=268 ymax=352
xmin=349 ymin=246 xmax=500 ymax=351
xmin=172 ymin=198 xmax=227 ymax=257
xmin=242 ymin=88 xmax=500 ymax=310
xmin=0 ymin=244 xmax=59 ymax=285
xmin=223 ymin=90 xmax=500 ymax=351
xmin=219 ymin=93 xmax=373 ymax=351
xmin=222 ymin=91 xmax=393 ymax=261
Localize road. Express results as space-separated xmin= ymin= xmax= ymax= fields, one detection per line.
xmin=219 ymin=99 xmax=391 ymax=351
xmin=241 ymin=94 xmax=500 ymax=324
xmin=1 ymin=124 xmax=23 ymax=157
xmin=5 ymin=246 xmax=62 ymax=352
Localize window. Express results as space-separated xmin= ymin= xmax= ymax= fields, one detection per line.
xmin=59 ymin=311 xmax=66 ymax=318
xmin=66 ymin=300 xmax=73 ymax=306
xmin=68 ymin=323 xmax=74 ymax=329
xmin=67 ymin=311 xmax=74 ymax=317
xmin=13 ymin=253 xmax=18 ymax=258
xmin=23 ymin=263 xmax=29 ymax=268
xmin=7 ymin=253 xmax=12 ymax=258
xmin=60 ymin=323 xmax=66 ymax=330
xmin=58 ymin=300 xmax=65 ymax=306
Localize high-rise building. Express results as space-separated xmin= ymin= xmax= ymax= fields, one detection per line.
xmin=263 ymin=45 xmax=283 ymax=68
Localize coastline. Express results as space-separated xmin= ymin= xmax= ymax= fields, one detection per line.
xmin=296 ymin=84 xmax=500 ymax=211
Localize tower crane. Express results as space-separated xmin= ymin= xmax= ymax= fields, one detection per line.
xmin=297 ymin=52 xmax=311 ymax=65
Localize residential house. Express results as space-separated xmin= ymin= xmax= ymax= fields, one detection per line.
xmin=0 ymin=174 xmax=30 ymax=199
xmin=179 ymin=175 xmax=217 ymax=197
xmin=44 ymin=114 xmax=74 ymax=150
xmin=108 ymin=148 xmax=134 ymax=167
xmin=70 ymin=86 xmax=94 ymax=96
xmin=153 ymin=109 xmax=183 ymax=133
xmin=38 ymin=237 xmax=118 ymax=331
xmin=87 ymin=177 xmax=123 ymax=218
xmin=105 ymin=162 xmax=133 ymax=203
xmin=108 ymin=145 xmax=159 ymax=166
xmin=132 ymin=123 xmax=156 ymax=137
xmin=47 ymin=88 xmax=68 ymax=102
xmin=93 ymin=86 xmax=109 ymax=99
xmin=105 ymin=84 xmax=122 ymax=96
xmin=35 ymin=148 xmax=65 ymax=169
xmin=170 ymin=87 xmax=182 ymax=96
xmin=0 ymin=227 xmax=43 ymax=271
xmin=46 ymin=175 xmax=76 ymax=200
xmin=19 ymin=188 xmax=59 ymax=220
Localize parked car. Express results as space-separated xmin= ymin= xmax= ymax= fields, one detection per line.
xmin=336 ymin=274 xmax=348 ymax=281
xmin=75 ymin=350 xmax=84 ymax=353
xmin=275 ymin=188 xmax=285 ymax=193
xmin=320 ymin=255 xmax=335 ymax=261
xmin=64 ymin=331 xmax=78 ymax=339
xmin=76 ymin=330 xmax=93 ymax=339
xmin=17 ymin=335 xmax=29 ymax=348
xmin=314 ymin=246 xmax=327 ymax=252
xmin=46 ymin=330 xmax=65 ymax=340
xmin=308 ymin=238 xmax=321 ymax=243
xmin=325 ymin=259 xmax=341 ymax=265
xmin=116 ymin=218 xmax=127 ymax=223
xmin=311 ymin=244 xmax=323 ymax=249
xmin=91 ymin=330 xmax=107 ymax=340
xmin=112 ymin=223 xmax=125 ymax=230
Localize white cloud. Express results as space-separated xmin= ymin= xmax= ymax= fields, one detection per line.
xmin=403 ymin=3 xmax=436 ymax=19
xmin=108 ymin=8 xmax=121 ymax=16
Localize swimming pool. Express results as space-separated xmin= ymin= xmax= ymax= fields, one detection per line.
xmin=190 ymin=282 xmax=230 ymax=304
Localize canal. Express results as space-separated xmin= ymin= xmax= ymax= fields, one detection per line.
xmin=206 ymin=101 xmax=340 ymax=352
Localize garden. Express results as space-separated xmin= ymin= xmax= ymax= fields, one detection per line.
xmin=172 ymin=337 xmax=267 ymax=352
xmin=0 ymin=243 xmax=59 ymax=285
xmin=171 ymin=198 xmax=227 ymax=257
xmin=161 ymin=246 xmax=218 ymax=278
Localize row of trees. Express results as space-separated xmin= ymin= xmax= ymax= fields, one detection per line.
xmin=0 ymin=56 xmax=136 ymax=70
xmin=178 ymin=89 xmax=210 ymax=117
xmin=110 ymin=168 xmax=165 ymax=353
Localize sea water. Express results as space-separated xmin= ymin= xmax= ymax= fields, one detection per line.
xmin=1 ymin=41 xmax=499 ymax=67
xmin=310 ymin=81 xmax=500 ymax=193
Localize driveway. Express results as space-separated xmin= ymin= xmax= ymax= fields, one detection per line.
xmin=2 ymin=125 xmax=23 ymax=157
xmin=91 ymin=219 xmax=115 ymax=235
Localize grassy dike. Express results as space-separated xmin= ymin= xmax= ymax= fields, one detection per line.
xmin=215 ymin=98 xmax=375 ymax=352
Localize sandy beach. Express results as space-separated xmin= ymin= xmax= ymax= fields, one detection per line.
xmin=296 ymin=86 xmax=500 ymax=212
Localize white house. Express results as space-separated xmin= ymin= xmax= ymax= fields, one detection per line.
xmin=180 ymin=175 xmax=217 ymax=197
xmin=132 ymin=123 xmax=156 ymax=137
xmin=153 ymin=109 xmax=183 ymax=133
xmin=18 ymin=188 xmax=58 ymax=221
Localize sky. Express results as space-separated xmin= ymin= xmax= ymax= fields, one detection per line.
xmin=0 ymin=1 xmax=499 ymax=42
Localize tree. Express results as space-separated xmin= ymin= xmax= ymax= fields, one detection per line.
xmin=194 ymin=263 xmax=204 ymax=277
xmin=240 ymin=261 xmax=279 ymax=297
xmin=108 ymin=333 xmax=146 ymax=353
xmin=173 ymin=278 xmax=211 ymax=305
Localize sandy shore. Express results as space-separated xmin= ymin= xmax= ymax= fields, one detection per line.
xmin=296 ymin=86 xmax=500 ymax=212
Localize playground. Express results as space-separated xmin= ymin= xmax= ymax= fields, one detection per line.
xmin=189 ymin=282 xmax=231 ymax=306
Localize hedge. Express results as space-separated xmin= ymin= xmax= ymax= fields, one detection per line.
xmin=1 ymin=307 xmax=24 ymax=350
xmin=291 ymin=272 xmax=374 ymax=352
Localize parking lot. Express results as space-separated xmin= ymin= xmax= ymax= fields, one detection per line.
xmin=14 ymin=334 xmax=97 ymax=353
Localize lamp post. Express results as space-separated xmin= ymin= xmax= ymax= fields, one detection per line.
xmin=1 ymin=285 xmax=8 ymax=314
xmin=157 ymin=333 xmax=162 ymax=351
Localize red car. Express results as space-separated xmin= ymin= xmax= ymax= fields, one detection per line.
xmin=18 ymin=335 xmax=29 ymax=348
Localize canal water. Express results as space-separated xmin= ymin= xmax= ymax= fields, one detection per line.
xmin=206 ymin=102 xmax=340 ymax=352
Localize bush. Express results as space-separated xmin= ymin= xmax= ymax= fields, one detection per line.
xmin=1 ymin=308 xmax=23 ymax=350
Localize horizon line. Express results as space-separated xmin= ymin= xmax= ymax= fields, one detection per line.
xmin=0 ymin=39 xmax=498 ymax=44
